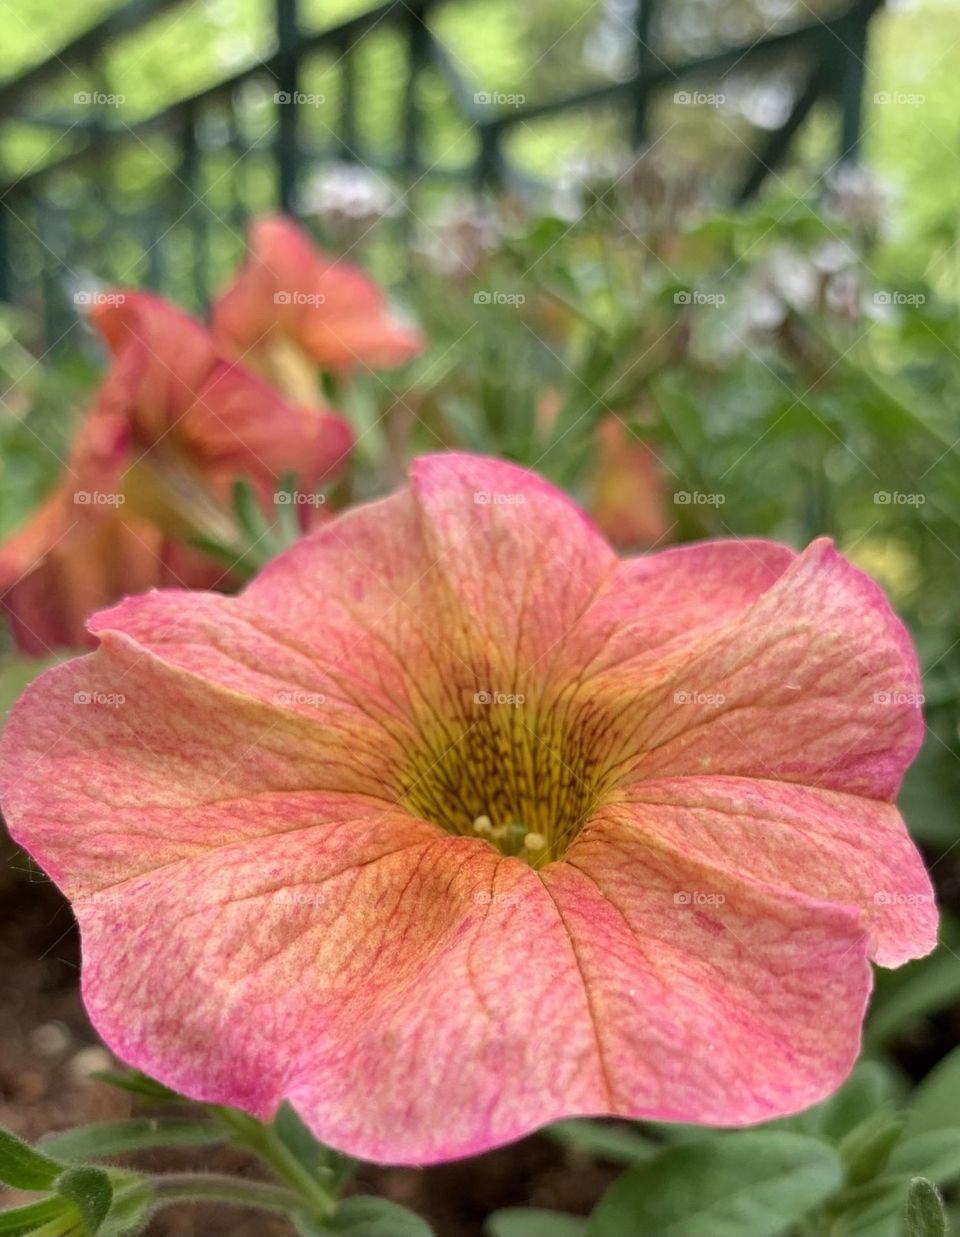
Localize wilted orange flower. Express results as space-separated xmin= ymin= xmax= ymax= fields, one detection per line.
xmin=212 ymin=215 xmax=424 ymax=400
xmin=0 ymin=293 xmax=352 ymax=653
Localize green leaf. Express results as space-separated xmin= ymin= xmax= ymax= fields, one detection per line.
xmin=868 ymin=948 xmax=960 ymax=1048
xmin=88 ymin=1071 xmax=181 ymax=1105
xmin=891 ymin=1130 xmax=960 ymax=1186
xmin=587 ymin=1132 xmax=843 ymax=1237
xmin=839 ymin=1112 xmax=906 ymax=1185
xmin=40 ymin=1119 xmax=225 ymax=1162
xmin=0 ymin=1127 xmax=65 ymax=1191
xmin=0 ymin=1199 xmax=73 ymax=1236
xmin=273 ymin=473 xmax=302 ymax=546
xmin=907 ymin=1047 xmax=960 ymax=1137
xmin=828 ymin=1178 xmax=907 ymax=1237
xmin=776 ymin=1062 xmax=901 ymax=1142
xmin=96 ymin=1178 xmax=153 ymax=1237
xmin=486 ymin=1207 xmax=588 ymax=1237
xmin=544 ymin=1120 xmax=655 ymax=1165
xmin=272 ymin=1104 xmax=327 ymax=1175
xmin=0 ymin=655 xmax=64 ymax=722
xmin=271 ymin=1105 xmax=354 ymax=1190
xmin=328 ymin=1196 xmax=434 ymax=1235
xmin=231 ymin=479 xmax=274 ymax=546
xmin=905 ymin=1178 xmax=948 ymax=1237
xmin=55 ymin=1167 xmax=112 ymax=1234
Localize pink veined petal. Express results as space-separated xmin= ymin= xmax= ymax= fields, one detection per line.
xmin=85 ymin=589 xmax=418 ymax=802
xmin=561 ymin=538 xmax=798 ymax=678
xmin=72 ymin=828 xmax=603 ymax=1163
xmin=5 ymin=657 xmax=874 ymax=1162
xmin=0 ymin=453 xmax=936 ymax=1165
xmin=407 ymin=453 xmax=617 ymax=675
xmin=588 ymin=538 xmax=923 ymax=800
xmin=595 ymin=780 xmax=935 ymax=967
xmin=0 ymin=637 xmax=374 ymax=891
xmin=541 ymin=828 xmax=872 ymax=1130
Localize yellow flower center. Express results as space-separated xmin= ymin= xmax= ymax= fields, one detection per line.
xmin=399 ymin=689 xmax=614 ymax=867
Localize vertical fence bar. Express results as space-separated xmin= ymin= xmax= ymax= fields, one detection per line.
xmin=178 ymin=105 xmax=209 ymax=309
xmin=228 ymin=92 xmax=249 ymax=237
xmin=837 ymin=3 xmax=872 ymax=161
xmin=400 ymin=0 xmax=430 ymax=261
xmin=275 ymin=0 xmax=300 ymax=213
xmin=402 ymin=0 xmax=430 ymax=177
xmin=632 ymin=0 xmax=656 ymax=146
xmin=475 ymin=124 xmax=502 ymax=192
xmin=0 ymin=202 xmax=9 ymax=303
xmin=340 ymin=43 xmax=359 ymax=160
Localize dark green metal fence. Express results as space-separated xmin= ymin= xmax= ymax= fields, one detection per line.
xmin=0 ymin=0 xmax=883 ymax=344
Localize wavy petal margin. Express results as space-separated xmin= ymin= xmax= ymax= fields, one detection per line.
xmin=0 ymin=453 xmax=936 ymax=1163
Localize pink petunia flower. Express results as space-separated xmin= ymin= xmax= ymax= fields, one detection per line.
xmin=211 ymin=215 xmax=425 ymax=396
xmin=0 ymin=454 xmax=935 ymax=1163
xmin=0 ymin=292 xmax=352 ymax=654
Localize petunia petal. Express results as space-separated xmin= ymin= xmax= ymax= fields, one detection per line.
xmin=407 ymin=453 xmax=616 ymax=674
xmin=543 ymin=827 xmax=873 ymax=1128
xmin=0 ymin=637 xmax=874 ymax=1160
xmin=609 ymin=539 xmax=923 ymax=800
xmin=212 ymin=215 xmax=424 ymax=375
xmin=563 ymin=538 xmax=797 ymax=677
xmin=594 ymin=782 xmax=935 ymax=967
xmin=0 ymin=454 xmax=935 ymax=1166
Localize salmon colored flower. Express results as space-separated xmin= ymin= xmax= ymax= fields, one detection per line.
xmin=212 ymin=215 xmax=424 ymax=398
xmin=0 ymin=454 xmax=935 ymax=1162
xmin=0 ymin=293 xmax=352 ymax=653
xmin=590 ymin=416 xmax=669 ymax=549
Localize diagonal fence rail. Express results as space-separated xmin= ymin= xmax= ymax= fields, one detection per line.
xmin=0 ymin=0 xmax=883 ymax=344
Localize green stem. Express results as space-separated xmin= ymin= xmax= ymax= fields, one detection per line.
xmin=151 ymin=1171 xmax=302 ymax=1214
xmin=22 ymin=1220 xmax=82 ymax=1237
xmin=213 ymin=1109 xmax=337 ymax=1221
